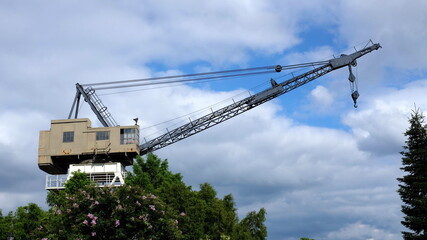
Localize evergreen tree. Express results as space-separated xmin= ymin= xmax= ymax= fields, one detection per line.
xmin=397 ymin=109 xmax=427 ymax=239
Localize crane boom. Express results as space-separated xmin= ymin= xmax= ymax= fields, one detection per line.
xmin=139 ymin=43 xmax=381 ymax=154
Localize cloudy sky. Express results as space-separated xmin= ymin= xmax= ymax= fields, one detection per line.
xmin=1 ymin=0 xmax=427 ymax=239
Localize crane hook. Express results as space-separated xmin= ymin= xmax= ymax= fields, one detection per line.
xmin=351 ymin=90 xmax=359 ymax=108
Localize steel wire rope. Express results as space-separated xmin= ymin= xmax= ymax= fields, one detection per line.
xmin=97 ymin=69 xmax=273 ymax=96
xmin=84 ymin=61 xmax=328 ymax=139
xmin=139 ymin=69 xmax=306 ymax=141
xmin=106 ymin=65 xmax=318 ymax=140
xmin=83 ymin=61 xmax=329 ymax=91
xmin=108 ymin=63 xmax=324 ymax=138
xmin=82 ymin=65 xmax=278 ymax=87
xmin=92 ymin=70 xmax=274 ymax=90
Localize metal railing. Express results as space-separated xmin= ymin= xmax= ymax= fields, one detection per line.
xmin=46 ymin=175 xmax=68 ymax=190
xmin=45 ymin=171 xmax=127 ymax=190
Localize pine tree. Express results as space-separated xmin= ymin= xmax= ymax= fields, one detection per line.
xmin=397 ymin=109 xmax=427 ymax=239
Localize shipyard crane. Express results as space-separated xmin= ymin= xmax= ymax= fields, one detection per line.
xmin=39 ymin=42 xmax=381 ymax=189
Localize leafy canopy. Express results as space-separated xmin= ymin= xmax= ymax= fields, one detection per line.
xmin=0 ymin=153 xmax=269 ymax=239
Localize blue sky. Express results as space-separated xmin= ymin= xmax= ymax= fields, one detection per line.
xmin=1 ymin=1 xmax=427 ymax=239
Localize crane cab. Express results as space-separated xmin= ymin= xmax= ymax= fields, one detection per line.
xmin=38 ymin=118 xmax=140 ymax=174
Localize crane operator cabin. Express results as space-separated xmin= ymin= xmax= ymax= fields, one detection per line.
xmin=38 ymin=118 xmax=140 ymax=174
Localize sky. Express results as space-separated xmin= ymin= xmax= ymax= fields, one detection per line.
xmin=1 ymin=0 xmax=427 ymax=239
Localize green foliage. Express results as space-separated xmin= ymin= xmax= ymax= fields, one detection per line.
xmin=0 ymin=210 xmax=14 ymax=239
xmin=300 ymin=238 xmax=315 ymax=240
xmin=0 ymin=203 xmax=47 ymax=239
xmin=64 ymin=170 xmax=92 ymax=194
xmin=234 ymin=208 xmax=267 ymax=240
xmin=2 ymin=153 xmax=268 ymax=239
xmin=126 ymin=153 xmax=183 ymax=194
xmin=46 ymin=182 xmax=181 ymax=239
xmin=397 ymin=109 xmax=427 ymax=239
xmin=126 ymin=154 xmax=267 ymax=240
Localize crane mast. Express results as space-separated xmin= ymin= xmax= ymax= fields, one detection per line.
xmin=139 ymin=43 xmax=381 ymax=154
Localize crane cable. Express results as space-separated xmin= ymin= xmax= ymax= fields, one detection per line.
xmin=82 ymin=60 xmax=329 ymax=90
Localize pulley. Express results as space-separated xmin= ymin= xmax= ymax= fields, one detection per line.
xmin=348 ymin=65 xmax=359 ymax=108
xmin=351 ymin=90 xmax=359 ymax=108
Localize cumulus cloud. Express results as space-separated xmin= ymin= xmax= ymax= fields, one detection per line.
xmin=283 ymin=46 xmax=336 ymax=64
xmin=0 ymin=1 xmax=424 ymax=239
xmin=343 ymin=79 xmax=427 ymax=156
xmin=309 ymin=85 xmax=335 ymax=110
xmin=337 ymin=0 xmax=427 ymax=69
xmin=327 ymin=222 xmax=400 ymax=240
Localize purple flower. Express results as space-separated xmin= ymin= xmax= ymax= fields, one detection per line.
xmin=136 ymin=201 xmax=141 ymax=206
xmin=94 ymin=200 xmax=99 ymax=205
xmin=91 ymin=232 xmax=96 ymax=236
xmin=115 ymin=219 xmax=120 ymax=227
xmin=142 ymin=195 xmax=147 ymax=200
xmin=91 ymin=219 xmax=97 ymax=225
xmin=87 ymin=213 xmax=94 ymax=219
xmin=83 ymin=220 xmax=88 ymax=225
xmin=56 ymin=209 xmax=62 ymax=215
xmin=149 ymin=205 xmax=156 ymax=211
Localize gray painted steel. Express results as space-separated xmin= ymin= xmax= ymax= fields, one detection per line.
xmin=139 ymin=43 xmax=381 ymax=154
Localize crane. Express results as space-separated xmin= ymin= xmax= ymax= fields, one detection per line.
xmin=39 ymin=42 xmax=381 ymax=189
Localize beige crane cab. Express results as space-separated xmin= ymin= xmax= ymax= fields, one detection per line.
xmin=39 ymin=118 xmax=140 ymax=174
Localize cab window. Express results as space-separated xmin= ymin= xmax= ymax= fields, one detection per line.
xmin=96 ymin=131 xmax=109 ymax=140
xmin=120 ymin=128 xmax=138 ymax=144
xmin=63 ymin=131 xmax=74 ymax=142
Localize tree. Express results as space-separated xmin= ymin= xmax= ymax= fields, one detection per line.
xmin=46 ymin=171 xmax=182 ymax=239
xmin=127 ymin=153 xmax=267 ymax=240
xmin=2 ymin=153 xmax=267 ymax=239
xmin=234 ymin=208 xmax=267 ymax=240
xmin=0 ymin=210 xmax=14 ymax=240
xmin=0 ymin=203 xmax=47 ymax=239
xmin=397 ymin=109 xmax=427 ymax=239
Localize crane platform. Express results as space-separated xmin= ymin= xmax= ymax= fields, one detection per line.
xmin=45 ymin=162 xmax=127 ymax=190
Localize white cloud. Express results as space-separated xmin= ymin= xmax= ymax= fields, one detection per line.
xmin=309 ymin=85 xmax=335 ymax=109
xmin=343 ymin=79 xmax=427 ymax=156
xmin=336 ymin=0 xmax=427 ymax=69
xmin=283 ymin=46 xmax=335 ymax=64
xmin=0 ymin=1 xmax=425 ymax=239
xmin=327 ymin=222 xmax=400 ymax=240
xmin=0 ymin=192 xmax=46 ymax=214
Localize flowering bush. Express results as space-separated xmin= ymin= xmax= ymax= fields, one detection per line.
xmin=40 ymin=154 xmax=267 ymax=239
xmin=45 ymin=173 xmax=182 ymax=239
